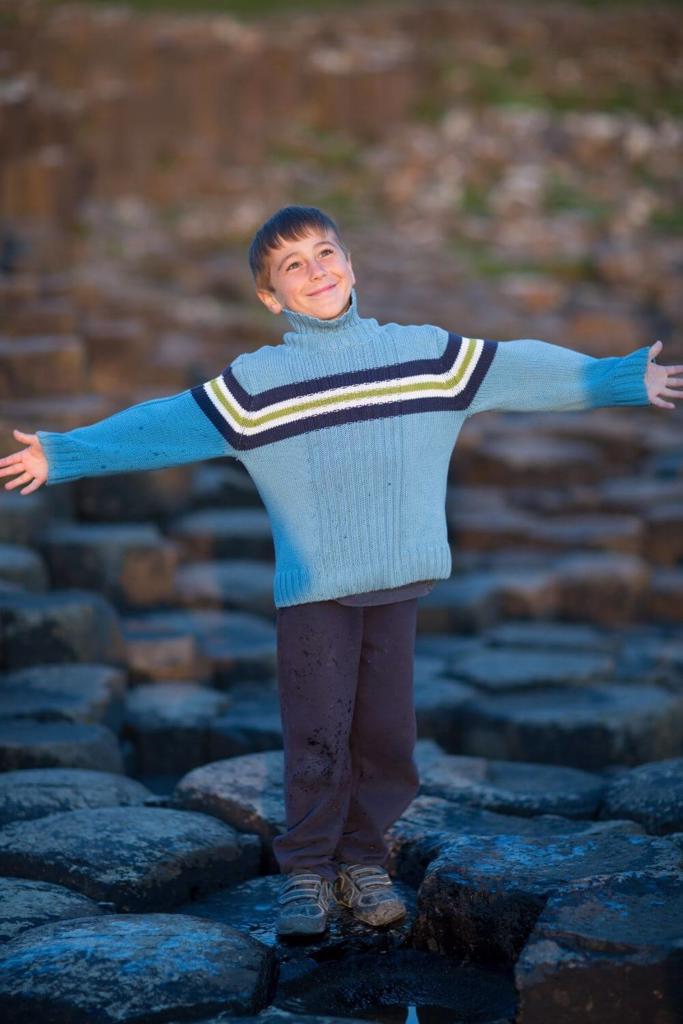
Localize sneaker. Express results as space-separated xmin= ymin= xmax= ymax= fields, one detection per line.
xmin=334 ymin=862 xmax=407 ymax=926
xmin=276 ymin=870 xmax=336 ymax=936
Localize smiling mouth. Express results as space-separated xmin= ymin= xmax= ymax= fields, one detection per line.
xmin=308 ymin=282 xmax=337 ymax=296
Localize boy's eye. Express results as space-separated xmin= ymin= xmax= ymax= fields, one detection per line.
xmin=285 ymin=248 xmax=334 ymax=272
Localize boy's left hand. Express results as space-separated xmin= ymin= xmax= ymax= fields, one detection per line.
xmin=646 ymin=341 xmax=683 ymax=409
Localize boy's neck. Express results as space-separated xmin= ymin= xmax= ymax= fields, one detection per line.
xmin=281 ymin=287 xmax=363 ymax=347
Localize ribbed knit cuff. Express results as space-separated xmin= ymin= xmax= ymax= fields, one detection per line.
xmin=36 ymin=431 xmax=84 ymax=486
xmin=604 ymin=345 xmax=651 ymax=406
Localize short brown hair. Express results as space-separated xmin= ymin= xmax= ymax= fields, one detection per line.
xmin=248 ymin=205 xmax=348 ymax=291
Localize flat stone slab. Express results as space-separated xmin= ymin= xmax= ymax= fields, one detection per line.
xmin=174 ymin=872 xmax=416 ymax=955
xmin=0 ymin=662 xmax=127 ymax=728
xmin=515 ymin=871 xmax=683 ymax=1024
xmin=414 ymin=675 xmax=477 ymax=748
xmin=0 ymin=767 xmax=152 ymax=826
xmin=122 ymin=608 xmax=276 ymax=683
xmin=480 ymin=620 xmax=616 ymax=653
xmin=0 ymin=876 xmax=104 ymax=944
xmin=416 ymin=751 xmax=605 ymax=819
xmin=0 ymin=542 xmax=48 ymax=591
xmin=0 ymin=589 xmax=126 ymax=670
xmin=0 ymin=719 xmax=124 ymax=772
xmin=599 ymin=756 xmax=683 ymax=835
xmin=208 ymin=682 xmax=283 ymax=758
xmin=552 ymin=551 xmax=650 ymax=626
xmin=386 ymin=795 xmax=643 ymax=889
xmin=412 ymin=832 xmax=682 ymax=965
xmin=0 ymin=913 xmax=276 ymax=1022
xmin=123 ymin=681 xmax=231 ymax=775
xmin=0 ymin=805 xmax=261 ymax=911
xmin=173 ymin=751 xmax=285 ymax=860
xmin=175 ymin=559 xmax=275 ymax=617
xmin=167 ymin=507 xmax=274 ymax=560
xmin=455 ymin=682 xmax=683 ymax=769
xmin=449 ymin=646 xmax=615 ymax=692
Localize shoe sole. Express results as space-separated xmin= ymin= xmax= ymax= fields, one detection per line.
xmin=336 ymin=894 xmax=407 ymax=927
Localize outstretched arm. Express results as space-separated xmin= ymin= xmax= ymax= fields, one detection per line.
xmin=460 ymin=336 xmax=682 ymax=416
xmin=0 ymin=357 xmax=249 ymax=494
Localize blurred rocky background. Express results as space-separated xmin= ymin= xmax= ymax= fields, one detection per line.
xmin=0 ymin=2 xmax=682 ymax=1022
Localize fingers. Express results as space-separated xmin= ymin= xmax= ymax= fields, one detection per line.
xmin=4 ymin=470 xmax=32 ymax=491
xmin=13 ymin=429 xmax=36 ymax=442
xmin=0 ymin=453 xmax=26 ymax=469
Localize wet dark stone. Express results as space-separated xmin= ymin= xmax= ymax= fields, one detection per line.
xmin=173 ymin=750 xmax=285 ymax=860
xmin=174 ymin=872 xmax=416 ymax=956
xmin=599 ymin=756 xmax=683 ymax=835
xmin=0 ymin=589 xmax=126 ymax=670
xmin=0 ymin=805 xmax=261 ymax=911
xmin=0 ymin=913 xmax=276 ymax=1022
xmin=515 ymin=871 xmax=683 ymax=1024
xmin=0 ymin=542 xmax=48 ymax=592
xmin=386 ymin=795 xmax=644 ymax=889
xmin=413 ymin=675 xmax=477 ymax=748
xmin=208 ymin=681 xmax=283 ymax=758
xmin=0 ymin=876 xmax=104 ymax=944
xmin=0 ymin=719 xmax=124 ymax=772
xmin=175 ymin=558 xmax=275 ymax=617
xmin=0 ymin=767 xmax=152 ymax=826
xmin=412 ymin=832 xmax=682 ymax=965
xmin=454 ymin=682 xmax=683 ymax=768
xmin=122 ymin=681 xmax=231 ymax=775
xmin=0 ymin=662 xmax=127 ymax=729
xmin=449 ymin=646 xmax=614 ymax=692
xmin=416 ymin=751 xmax=605 ymax=819
xmin=480 ymin=620 xmax=615 ymax=653
xmin=121 ymin=607 xmax=276 ymax=683
xmin=272 ymin=949 xmax=517 ymax=1023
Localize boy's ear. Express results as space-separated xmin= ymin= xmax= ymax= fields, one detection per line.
xmin=256 ymin=288 xmax=283 ymax=315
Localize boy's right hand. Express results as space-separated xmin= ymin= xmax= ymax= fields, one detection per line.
xmin=0 ymin=430 xmax=48 ymax=495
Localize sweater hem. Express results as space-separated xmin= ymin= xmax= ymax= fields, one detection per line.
xmin=273 ymin=544 xmax=452 ymax=608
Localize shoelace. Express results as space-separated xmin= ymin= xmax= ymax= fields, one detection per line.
xmin=279 ymin=872 xmax=328 ymax=905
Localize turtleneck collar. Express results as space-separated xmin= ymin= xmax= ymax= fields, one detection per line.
xmin=281 ymin=287 xmax=365 ymax=349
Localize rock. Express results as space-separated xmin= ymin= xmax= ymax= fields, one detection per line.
xmin=123 ymin=628 xmax=208 ymax=683
xmin=0 ymin=767 xmax=152 ymax=826
xmin=75 ymin=464 xmax=195 ymax=522
xmin=122 ymin=681 xmax=231 ymax=776
xmin=175 ymin=558 xmax=275 ymax=617
xmin=190 ymin=460 xmax=263 ymax=509
xmin=0 ymin=913 xmax=276 ymax=1021
xmin=481 ymin=619 xmax=615 ymax=653
xmin=273 ymin=948 xmax=517 ymax=1022
xmin=173 ymin=750 xmax=285 ymax=865
xmin=553 ymin=551 xmax=650 ymax=626
xmin=414 ymin=675 xmax=477 ymax=747
xmin=449 ymin=646 xmax=614 ymax=692
xmin=208 ymin=681 xmax=283 ymax=758
xmin=0 ymin=491 xmax=51 ymax=546
xmin=122 ymin=608 xmax=276 ymax=684
xmin=599 ymin=757 xmax=683 ymax=835
xmin=0 ymin=662 xmax=127 ymax=728
xmin=0 ymin=877 xmax=104 ymax=944
xmin=0 ymin=589 xmax=126 ymax=670
xmin=0 ymin=805 xmax=261 ymax=911
xmin=0 ymin=543 xmax=48 ymax=591
xmin=417 ymin=752 xmax=605 ymax=819
xmin=454 ymin=682 xmax=683 ymax=769
xmin=515 ymin=871 xmax=683 ymax=1024
xmin=644 ymin=503 xmax=683 ymax=566
xmin=36 ymin=521 xmax=179 ymax=609
xmin=167 ymin=507 xmax=274 ymax=561
xmin=386 ymin=794 xmax=644 ymax=889
xmin=412 ymin=832 xmax=682 ymax=964
xmin=0 ymin=719 xmax=124 ymax=772
xmin=174 ymin=872 xmax=416 ymax=954
xmin=472 ymin=435 xmax=602 ymax=487
xmin=0 ymin=334 xmax=87 ymax=398
xmin=645 ymin=567 xmax=683 ymax=623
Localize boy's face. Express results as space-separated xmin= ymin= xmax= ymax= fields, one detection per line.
xmin=256 ymin=228 xmax=355 ymax=321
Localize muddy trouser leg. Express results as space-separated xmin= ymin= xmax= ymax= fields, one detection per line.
xmin=272 ymin=598 xmax=364 ymax=882
xmin=332 ymin=597 xmax=421 ymax=868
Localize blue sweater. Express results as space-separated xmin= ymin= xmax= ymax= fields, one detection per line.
xmin=37 ymin=288 xmax=651 ymax=608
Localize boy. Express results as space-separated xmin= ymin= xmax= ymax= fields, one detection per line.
xmin=2 ymin=205 xmax=682 ymax=939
